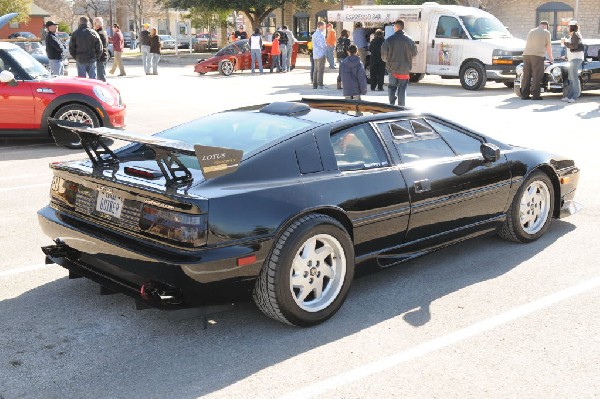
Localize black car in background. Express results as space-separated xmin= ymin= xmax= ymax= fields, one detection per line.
xmin=40 ymin=99 xmax=580 ymax=326
xmin=514 ymin=40 xmax=600 ymax=97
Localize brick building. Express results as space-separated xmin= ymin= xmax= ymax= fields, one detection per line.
xmin=487 ymin=0 xmax=600 ymax=40
xmin=0 ymin=4 xmax=50 ymax=39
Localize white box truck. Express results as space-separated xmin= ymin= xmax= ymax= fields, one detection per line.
xmin=328 ymin=2 xmax=525 ymax=90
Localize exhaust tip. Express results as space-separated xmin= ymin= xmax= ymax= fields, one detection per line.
xmin=140 ymin=281 xmax=184 ymax=306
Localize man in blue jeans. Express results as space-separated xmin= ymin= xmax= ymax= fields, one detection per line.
xmin=69 ymin=16 xmax=102 ymax=79
xmin=381 ymin=20 xmax=417 ymax=106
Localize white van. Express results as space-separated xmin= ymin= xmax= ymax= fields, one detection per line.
xmin=328 ymin=2 xmax=525 ymax=90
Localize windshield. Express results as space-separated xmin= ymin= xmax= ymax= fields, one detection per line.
xmin=158 ymin=111 xmax=313 ymax=155
xmin=7 ymin=47 xmax=50 ymax=79
xmin=460 ymin=15 xmax=511 ymax=39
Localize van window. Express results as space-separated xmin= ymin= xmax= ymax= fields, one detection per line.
xmin=436 ymin=16 xmax=465 ymax=39
xmin=460 ymin=15 xmax=511 ymax=39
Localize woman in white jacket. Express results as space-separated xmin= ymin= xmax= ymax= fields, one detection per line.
xmin=250 ymin=28 xmax=264 ymax=74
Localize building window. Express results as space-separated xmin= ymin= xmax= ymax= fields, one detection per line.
xmin=536 ymin=2 xmax=573 ymax=39
xmin=261 ymin=13 xmax=276 ymax=38
xmin=294 ymin=12 xmax=309 ymax=40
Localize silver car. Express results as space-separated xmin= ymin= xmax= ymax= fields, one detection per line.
xmin=158 ymin=35 xmax=176 ymax=50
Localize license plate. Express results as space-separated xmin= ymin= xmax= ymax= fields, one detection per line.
xmin=96 ymin=191 xmax=124 ymax=219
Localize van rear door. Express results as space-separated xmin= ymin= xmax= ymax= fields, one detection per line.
xmin=426 ymin=13 xmax=465 ymax=76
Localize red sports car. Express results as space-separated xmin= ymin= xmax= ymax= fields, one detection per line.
xmin=194 ymin=39 xmax=302 ymax=76
xmin=0 ymin=41 xmax=126 ymax=145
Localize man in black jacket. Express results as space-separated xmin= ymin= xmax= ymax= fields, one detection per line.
xmin=93 ymin=17 xmax=109 ymax=81
xmin=69 ymin=16 xmax=102 ymax=79
xmin=45 ymin=21 xmax=66 ymax=76
xmin=381 ymin=20 xmax=417 ymax=106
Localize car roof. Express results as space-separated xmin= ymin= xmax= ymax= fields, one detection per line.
xmin=0 ymin=41 xmax=18 ymax=50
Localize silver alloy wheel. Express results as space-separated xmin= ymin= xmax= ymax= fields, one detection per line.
xmin=289 ymin=233 xmax=346 ymax=312
xmin=58 ymin=109 xmax=94 ymax=125
xmin=519 ymin=180 xmax=551 ymax=235
xmin=220 ymin=60 xmax=233 ymax=75
xmin=464 ymin=67 xmax=479 ymax=87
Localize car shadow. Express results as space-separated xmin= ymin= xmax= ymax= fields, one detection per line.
xmin=0 ymin=219 xmax=575 ymax=398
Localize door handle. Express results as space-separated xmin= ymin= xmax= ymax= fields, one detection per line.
xmin=414 ymin=179 xmax=431 ymax=193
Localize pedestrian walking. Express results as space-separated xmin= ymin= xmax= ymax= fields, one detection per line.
xmin=381 ymin=20 xmax=417 ymax=106
xmin=45 ymin=20 xmax=66 ymax=76
xmin=109 ymin=24 xmax=126 ymax=76
xmin=250 ymin=28 xmax=264 ymax=74
xmin=283 ymin=25 xmax=297 ymax=72
xmin=325 ymin=23 xmax=337 ymax=69
xmin=148 ymin=28 xmax=161 ymax=75
xmin=336 ymin=29 xmax=351 ymax=89
xmin=270 ymin=32 xmax=282 ymax=73
xmin=340 ymin=45 xmax=367 ymax=100
xmin=369 ymin=29 xmax=386 ymax=91
xmin=276 ymin=26 xmax=289 ymax=72
xmin=521 ymin=21 xmax=553 ymax=100
xmin=93 ymin=17 xmax=109 ymax=82
xmin=352 ymin=22 xmax=369 ymax=67
xmin=562 ymin=21 xmax=584 ymax=103
xmin=69 ymin=16 xmax=102 ymax=79
xmin=139 ymin=23 xmax=151 ymax=75
xmin=312 ymin=21 xmax=327 ymax=89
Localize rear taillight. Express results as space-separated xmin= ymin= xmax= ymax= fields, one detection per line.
xmin=139 ymin=205 xmax=207 ymax=247
xmin=50 ymin=176 xmax=79 ymax=207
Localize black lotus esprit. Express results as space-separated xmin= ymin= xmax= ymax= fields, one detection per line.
xmin=39 ymin=99 xmax=581 ymax=326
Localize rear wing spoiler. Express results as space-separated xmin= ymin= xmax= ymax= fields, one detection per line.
xmin=48 ymin=119 xmax=243 ymax=184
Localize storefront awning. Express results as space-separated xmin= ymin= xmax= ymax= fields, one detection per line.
xmin=327 ymin=8 xmax=420 ymax=24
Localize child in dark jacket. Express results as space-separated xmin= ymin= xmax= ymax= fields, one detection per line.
xmin=340 ymin=44 xmax=367 ymax=100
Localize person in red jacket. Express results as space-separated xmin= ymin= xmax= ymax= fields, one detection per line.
xmin=270 ymin=32 xmax=282 ymax=73
xmin=109 ymin=24 xmax=126 ymax=76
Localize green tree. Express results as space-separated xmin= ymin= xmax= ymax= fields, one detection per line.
xmin=161 ymin=0 xmax=311 ymax=30
xmin=0 ymin=0 xmax=31 ymax=23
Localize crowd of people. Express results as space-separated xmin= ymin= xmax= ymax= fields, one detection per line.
xmin=46 ymin=17 xmax=163 ymax=80
xmin=47 ymin=17 xmax=588 ymax=107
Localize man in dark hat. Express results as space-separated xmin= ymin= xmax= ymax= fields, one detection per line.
xmin=45 ymin=21 xmax=66 ymax=76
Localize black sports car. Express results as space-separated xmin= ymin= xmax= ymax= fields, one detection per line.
xmin=39 ymin=99 xmax=581 ymax=326
xmin=514 ymin=41 xmax=600 ymax=97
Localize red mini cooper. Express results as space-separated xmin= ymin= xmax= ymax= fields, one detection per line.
xmin=0 ymin=41 xmax=126 ymax=145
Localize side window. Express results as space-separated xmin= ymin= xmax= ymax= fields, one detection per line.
xmin=379 ymin=119 xmax=455 ymax=163
xmin=331 ymin=124 xmax=389 ymax=171
xmin=436 ymin=16 xmax=464 ymax=39
xmin=427 ymin=120 xmax=483 ymax=156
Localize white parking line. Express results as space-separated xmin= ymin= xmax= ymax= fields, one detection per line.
xmin=280 ymin=276 xmax=600 ymax=399
xmin=0 ymin=264 xmax=53 ymax=278
xmin=0 ymin=183 xmax=49 ymax=192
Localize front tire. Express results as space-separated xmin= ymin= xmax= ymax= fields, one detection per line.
xmin=499 ymin=171 xmax=554 ymax=243
xmin=53 ymin=104 xmax=101 ymax=149
xmin=253 ymin=214 xmax=355 ymax=326
xmin=218 ymin=59 xmax=234 ymax=76
xmin=460 ymin=61 xmax=487 ymax=90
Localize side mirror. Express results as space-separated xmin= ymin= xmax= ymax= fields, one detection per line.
xmin=0 ymin=70 xmax=17 ymax=86
xmin=481 ymin=142 xmax=501 ymax=163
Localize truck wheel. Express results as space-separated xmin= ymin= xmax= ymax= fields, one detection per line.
xmin=460 ymin=61 xmax=487 ymax=90
xmin=253 ymin=214 xmax=355 ymax=326
xmin=409 ymin=73 xmax=424 ymax=83
xmin=218 ymin=59 xmax=234 ymax=76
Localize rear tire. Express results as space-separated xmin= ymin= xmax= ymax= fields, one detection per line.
xmin=253 ymin=214 xmax=354 ymax=326
xmin=409 ymin=73 xmax=424 ymax=83
xmin=460 ymin=61 xmax=487 ymax=90
xmin=499 ymin=171 xmax=554 ymax=243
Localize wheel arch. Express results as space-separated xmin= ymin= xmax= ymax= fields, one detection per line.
xmin=460 ymin=58 xmax=485 ymax=72
xmin=528 ymin=164 xmax=561 ymax=218
xmin=41 ymin=94 xmax=107 ymax=134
